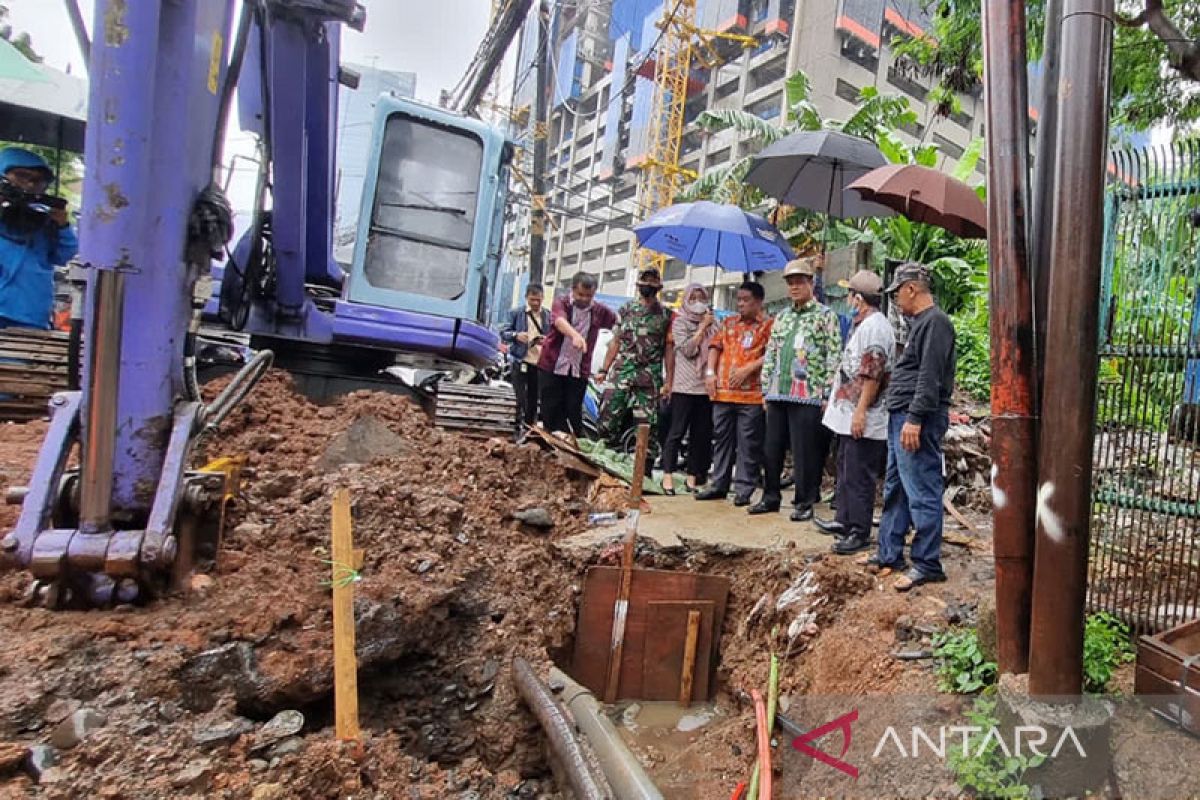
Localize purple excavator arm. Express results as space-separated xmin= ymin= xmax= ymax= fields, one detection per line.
xmin=0 ymin=0 xmax=364 ymax=606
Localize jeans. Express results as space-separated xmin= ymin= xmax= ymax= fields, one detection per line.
xmin=711 ymin=402 xmax=765 ymax=498
xmin=835 ymin=433 xmax=887 ymax=536
xmin=662 ymin=392 xmax=712 ymax=482
xmin=762 ymin=402 xmax=831 ymax=509
xmin=877 ymin=409 xmax=949 ymax=576
xmin=539 ymin=370 xmax=588 ymax=435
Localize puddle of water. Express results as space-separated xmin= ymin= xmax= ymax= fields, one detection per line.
xmin=612 ymin=701 xmax=723 ymax=763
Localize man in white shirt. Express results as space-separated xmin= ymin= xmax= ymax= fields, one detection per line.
xmin=817 ymin=270 xmax=895 ymax=556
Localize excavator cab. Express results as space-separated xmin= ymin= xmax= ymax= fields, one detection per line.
xmin=337 ymin=96 xmax=512 ymax=372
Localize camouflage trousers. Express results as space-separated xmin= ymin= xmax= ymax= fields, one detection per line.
xmin=598 ymin=382 xmax=660 ymax=445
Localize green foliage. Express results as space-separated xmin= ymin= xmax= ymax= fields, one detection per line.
xmin=1083 ymin=612 xmax=1136 ymax=694
xmin=892 ymin=0 xmax=1200 ymax=131
xmin=0 ymin=3 xmax=42 ymax=63
xmin=933 ymin=628 xmax=998 ymax=694
xmin=953 ymin=297 xmax=992 ymax=401
xmin=948 ymin=697 xmax=1045 ymax=800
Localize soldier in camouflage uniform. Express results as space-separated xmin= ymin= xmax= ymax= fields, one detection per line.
xmin=597 ymin=268 xmax=674 ymax=443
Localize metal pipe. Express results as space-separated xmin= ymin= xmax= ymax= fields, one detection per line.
xmin=1028 ymin=0 xmax=1114 ymax=697
xmin=1031 ymin=0 xmax=1063 ymax=399
xmin=981 ymin=0 xmax=1038 ymax=676
xmin=512 ymin=659 xmax=612 ymax=800
xmin=64 ymin=0 xmax=91 ymax=67
xmin=550 ymin=667 xmax=665 ymax=800
xmin=79 ymin=269 xmax=124 ymax=533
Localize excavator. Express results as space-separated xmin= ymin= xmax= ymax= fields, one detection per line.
xmin=0 ymin=0 xmax=518 ymax=606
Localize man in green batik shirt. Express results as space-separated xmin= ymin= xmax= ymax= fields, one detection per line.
xmin=597 ymin=267 xmax=674 ymax=442
xmin=751 ymin=257 xmax=842 ymax=521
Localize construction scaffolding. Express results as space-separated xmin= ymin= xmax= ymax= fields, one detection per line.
xmin=634 ymin=0 xmax=755 ymax=270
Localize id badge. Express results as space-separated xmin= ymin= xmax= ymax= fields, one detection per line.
xmin=741 ymin=331 xmax=754 ymax=349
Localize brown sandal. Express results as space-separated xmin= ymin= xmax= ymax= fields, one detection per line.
xmin=893 ymin=569 xmax=947 ymax=593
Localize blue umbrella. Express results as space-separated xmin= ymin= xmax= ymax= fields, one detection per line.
xmin=633 ymin=201 xmax=795 ymax=273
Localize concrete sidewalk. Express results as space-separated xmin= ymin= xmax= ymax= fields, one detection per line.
xmin=562 ymin=493 xmax=836 ymax=551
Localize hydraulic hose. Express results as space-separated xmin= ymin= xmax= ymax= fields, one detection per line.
xmin=199 ymin=348 xmax=274 ymax=435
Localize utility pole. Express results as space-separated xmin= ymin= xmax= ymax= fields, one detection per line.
xmin=1028 ymin=0 xmax=1114 ymax=697
xmin=529 ymin=0 xmax=550 ymax=288
xmin=981 ymin=0 xmax=1037 ymax=677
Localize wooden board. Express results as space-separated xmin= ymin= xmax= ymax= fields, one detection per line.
xmin=640 ymin=601 xmax=714 ymax=703
xmin=1137 ymin=619 xmax=1200 ymax=692
xmin=0 ymin=329 xmax=71 ymax=422
xmin=330 ymin=489 xmax=361 ymax=742
xmin=1134 ymin=664 xmax=1200 ymax=736
xmin=571 ymin=566 xmax=729 ymax=702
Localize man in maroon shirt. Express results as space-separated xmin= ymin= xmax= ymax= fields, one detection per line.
xmin=536 ymin=271 xmax=617 ymax=435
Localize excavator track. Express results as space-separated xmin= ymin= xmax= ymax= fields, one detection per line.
xmin=434 ymin=381 xmax=516 ymax=438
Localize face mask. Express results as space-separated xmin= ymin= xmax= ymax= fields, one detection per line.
xmin=638 ymin=284 xmax=659 ymax=299
xmin=686 ymin=300 xmax=708 ymax=315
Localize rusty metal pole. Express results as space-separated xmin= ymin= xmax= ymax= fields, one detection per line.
xmin=1031 ymin=0 xmax=1063 ymax=398
xmin=982 ymin=0 xmax=1037 ymax=677
xmin=1028 ymin=0 xmax=1114 ymax=697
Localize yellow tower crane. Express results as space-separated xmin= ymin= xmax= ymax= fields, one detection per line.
xmin=635 ymin=0 xmax=756 ymax=271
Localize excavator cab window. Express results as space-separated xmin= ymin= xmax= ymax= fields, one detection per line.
xmin=363 ymin=115 xmax=483 ymax=301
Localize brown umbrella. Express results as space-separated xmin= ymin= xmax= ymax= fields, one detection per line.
xmin=847 ymin=164 xmax=987 ymax=239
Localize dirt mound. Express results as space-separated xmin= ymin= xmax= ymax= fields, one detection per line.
xmin=0 ymin=372 xmax=600 ymax=798
xmin=0 ymin=419 xmax=47 ymax=532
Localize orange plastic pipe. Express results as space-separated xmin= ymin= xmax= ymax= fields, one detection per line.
xmin=752 ymin=689 xmax=772 ymax=799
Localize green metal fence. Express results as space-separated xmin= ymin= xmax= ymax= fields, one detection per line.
xmin=1088 ymin=138 xmax=1200 ymax=632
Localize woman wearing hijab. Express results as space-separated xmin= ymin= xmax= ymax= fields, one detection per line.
xmin=661 ymin=283 xmax=716 ymax=494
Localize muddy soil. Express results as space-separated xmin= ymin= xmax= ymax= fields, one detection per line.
xmin=0 ymin=373 xmax=604 ymax=798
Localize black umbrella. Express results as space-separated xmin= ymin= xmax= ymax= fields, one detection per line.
xmin=745 ymin=130 xmax=895 ymax=220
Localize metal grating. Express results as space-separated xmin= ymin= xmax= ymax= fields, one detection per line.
xmin=1088 ymin=138 xmax=1200 ymax=633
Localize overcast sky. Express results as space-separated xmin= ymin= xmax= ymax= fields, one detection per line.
xmin=6 ymin=0 xmax=502 ymax=105
xmin=5 ymin=0 xmax=514 ymax=209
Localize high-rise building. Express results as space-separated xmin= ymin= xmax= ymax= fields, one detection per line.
xmin=506 ymin=0 xmax=997 ymax=305
xmin=334 ymin=64 xmax=417 ymax=264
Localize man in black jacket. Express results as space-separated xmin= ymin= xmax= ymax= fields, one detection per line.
xmin=871 ymin=263 xmax=956 ymax=591
xmin=499 ymin=284 xmax=551 ymax=436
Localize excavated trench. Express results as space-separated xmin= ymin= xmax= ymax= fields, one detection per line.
xmin=0 ymin=373 xmax=893 ymax=798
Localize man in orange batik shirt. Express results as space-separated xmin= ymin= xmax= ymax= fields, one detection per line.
xmin=695 ymin=281 xmax=773 ymax=506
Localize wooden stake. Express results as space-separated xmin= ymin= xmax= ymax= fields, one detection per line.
xmin=679 ymin=609 xmax=701 ymax=707
xmin=331 ymin=488 xmax=361 ymax=743
xmin=603 ymin=422 xmax=651 ymax=703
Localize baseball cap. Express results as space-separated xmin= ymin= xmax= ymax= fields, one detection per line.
xmin=839 ymin=269 xmax=884 ymax=296
xmin=637 ymin=268 xmax=663 ymax=286
xmin=884 ymin=262 xmax=931 ymax=294
xmin=783 ymin=257 xmax=817 ymax=278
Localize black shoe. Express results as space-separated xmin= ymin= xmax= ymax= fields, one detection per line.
xmin=790 ymin=505 xmax=814 ymax=522
xmin=747 ymin=501 xmax=779 ymax=515
xmin=695 ymin=486 xmax=728 ymax=501
xmin=732 ymin=494 xmax=753 ymax=507
xmin=832 ymin=532 xmax=871 ymax=555
xmin=813 ymin=516 xmax=844 ymax=535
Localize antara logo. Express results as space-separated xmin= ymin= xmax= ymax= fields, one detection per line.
xmin=872 ymin=725 xmax=1087 ymax=760
xmin=791 ymin=710 xmax=1088 ymax=780
xmin=791 ymin=709 xmax=860 ymax=778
